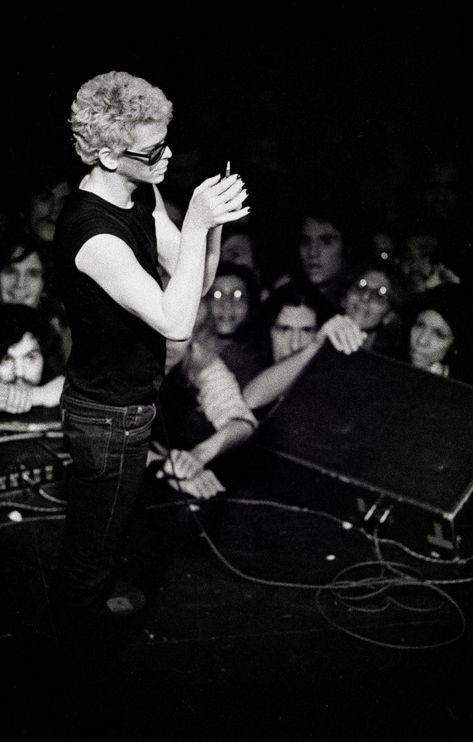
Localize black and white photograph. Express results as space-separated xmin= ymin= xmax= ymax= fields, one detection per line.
xmin=1 ymin=7 xmax=473 ymax=740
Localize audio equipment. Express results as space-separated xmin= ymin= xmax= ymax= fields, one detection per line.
xmin=252 ymin=345 xmax=473 ymax=558
xmin=0 ymin=429 xmax=71 ymax=521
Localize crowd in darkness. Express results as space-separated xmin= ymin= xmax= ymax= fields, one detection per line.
xmin=1 ymin=23 xmax=473 ymax=501
xmin=0 ymin=13 xmax=472 ymax=652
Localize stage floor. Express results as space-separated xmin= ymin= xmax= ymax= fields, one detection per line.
xmin=2 ymin=448 xmax=473 ymax=741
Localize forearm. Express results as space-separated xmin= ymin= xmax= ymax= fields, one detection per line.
xmin=77 ymin=174 xmax=248 ymax=340
xmin=243 ymin=339 xmax=324 ymax=410
xmin=190 ymin=419 xmax=255 ymax=466
xmin=160 ymin=220 xmax=208 ymax=338
xmin=31 ymin=375 xmax=65 ymax=408
xmin=202 ymin=225 xmax=222 ymax=296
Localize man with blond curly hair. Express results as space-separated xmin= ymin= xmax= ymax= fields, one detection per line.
xmin=51 ymin=70 xmax=249 ymax=628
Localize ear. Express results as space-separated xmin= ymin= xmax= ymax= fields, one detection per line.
xmin=98 ymin=147 xmax=119 ymax=172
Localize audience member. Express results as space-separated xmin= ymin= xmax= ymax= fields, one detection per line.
xmin=206 ymin=261 xmax=260 ymax=340
xmin=0 ymin=227 xmax=71 ymax=362
xmin=0 ymin=304 xmax=65 ymax=422
xmin=204 ymin=260 xmax=265 ymax=389
xmin=147 ymin=302 xmax=258 ymax=499
xmin=242 ymin=282 xmax=365 ymax=414
xmin=396 ymin=227 xmax=460 ymax=296
xmin=20 ymin=166 xmax=77 ymax=247
xmin=399 ymin=282 xmax=472 ymax=383
xmin=277 ymin=202 xmax=358 ymax=323
xmin=220 ymin=224 xmax=262 ymax=286
xmin=341 ymin=263 xmax=406 ymax=355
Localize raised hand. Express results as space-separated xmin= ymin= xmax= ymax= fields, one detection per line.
xmin=318 ymin=314 xmax=367 ymax=354
xmin=185 ymin=173 xmax=249 ymax=230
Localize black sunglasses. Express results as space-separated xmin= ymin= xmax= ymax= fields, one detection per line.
xmin=122 ymin=140 xmax=168 ymax=167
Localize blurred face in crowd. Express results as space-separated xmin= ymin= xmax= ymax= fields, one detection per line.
xmin=221 ymin=234 xmax=256 ymax=272
xmin=298 ymin=218 xmax=344 ymax=286
xmin=0 ymin=248 xmax=45 ymax=308
xmin=0 ymin=332 xmax=44 ymax=385
xmin=399 ymin=234 xmax=438 ymax=292
xmin=371 ymin=232 xmax=396 ymax=263
xmin=208 ymin=274 xmax=250 ymax=337
xmin=410 ymin=310 xmax=455 ymax=370
xmin=271 ymin=304 xmax=317 ymax=362
xmin=27 ymin=179 xmax=72 ymax=243
xmin=422 ymin=161 xmax=461 ymax=221
xmin=344 ymin=270 xmax=393 ymax=331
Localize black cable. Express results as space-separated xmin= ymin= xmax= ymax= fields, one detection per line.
xmin=144 ymin=493 xmax=469 ymax=648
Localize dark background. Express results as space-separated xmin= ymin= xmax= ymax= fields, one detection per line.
xmin=3 ymin=7 xmax=472 ymax=276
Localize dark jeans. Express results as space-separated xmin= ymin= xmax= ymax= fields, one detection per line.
xmin=54 ymin=389 xmax=156 ymax=616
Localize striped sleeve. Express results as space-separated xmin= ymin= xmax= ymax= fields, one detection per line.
xmin=196 ymin=357 xmax=258 ymax=431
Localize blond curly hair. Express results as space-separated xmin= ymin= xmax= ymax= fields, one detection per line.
xmin=69 ymin=70 xmax=173 ymax=166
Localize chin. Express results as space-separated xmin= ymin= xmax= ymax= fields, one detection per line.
xmin=411 ymin=354 xmax=429 ymax=369
xmin=150 ymin=169 xmax=167 ymax=183
xmin=308 ymin=271 xmax=324 ymax=283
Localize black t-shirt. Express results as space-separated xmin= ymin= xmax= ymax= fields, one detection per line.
xmin=54 ymin=187 xmax=166 ymax=405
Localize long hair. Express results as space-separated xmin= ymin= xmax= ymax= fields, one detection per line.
xmin=0 ymin=303 xmax=64 ymax=382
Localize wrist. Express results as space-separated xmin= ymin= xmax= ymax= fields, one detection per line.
xmin=189 ymin=445 xmax=207 ymax=466
xmin=182 ymin=214 xmax=209 ymax=236
xmin=31 ymin=386 xmax=44 ymax=407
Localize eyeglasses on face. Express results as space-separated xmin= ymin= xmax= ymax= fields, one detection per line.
xmin=354 ymin=277 xmax=390 ymax=301
xmin=211 ymin=288 xmax=246 ymax=302
xmin=122 ymin=139 xmax=168 ymax=167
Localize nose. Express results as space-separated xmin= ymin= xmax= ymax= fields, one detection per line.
xmin=163 ymin=145 xmax=172 ymax=159
xmin=416 ymin=328 xmax=431 ymax=347
xmin=49 ymin=196 xmax=63 ymax=219
xmin=306 ymin=242 xmax=322 ymax=259
xmin=289 ymin=330 xmax=304 ymax=352
xmin=216 ymin=295 xmax=238 ymax=312
xmin=12 ymin=271 xmax=27 ymax=289
xmin=13 ymin=357 xmax=25 ymax=380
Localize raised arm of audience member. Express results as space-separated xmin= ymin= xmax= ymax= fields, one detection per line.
xmin=242 ymin=282 xmax=365 ymax=412
xmin=147 ymin=303 xmax=258 ymax=499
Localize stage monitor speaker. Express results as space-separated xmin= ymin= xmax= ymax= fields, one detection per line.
xmin=252 ymin=346 xmax=473 ymax=558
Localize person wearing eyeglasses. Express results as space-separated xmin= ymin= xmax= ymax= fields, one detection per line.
xmin=51 ymin=70 xmax=249 ymax=629
xmin=203 ymin=260 xmax=268 ymax=389
xmin=341 ymin=265 xmax=405 ymax=355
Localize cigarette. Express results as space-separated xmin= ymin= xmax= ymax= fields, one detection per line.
xmin=225 ymin=160 xmax=231 ymax=177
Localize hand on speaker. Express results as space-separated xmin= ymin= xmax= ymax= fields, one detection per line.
xmin=162 ymin=449 xmax=204 ymax=480
xmin=319 ymin=315 xmax=367 ymax=354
